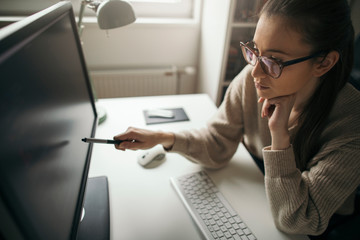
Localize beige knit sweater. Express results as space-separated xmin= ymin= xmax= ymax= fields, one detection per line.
xmin=171 ymin=65 xmax=360 ymax=235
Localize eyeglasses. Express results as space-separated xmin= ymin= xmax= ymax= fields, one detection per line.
xmin=240 ymin=41 xmax=324 ymax=79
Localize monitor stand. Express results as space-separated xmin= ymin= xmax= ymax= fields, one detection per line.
xmin=77 ymin=176 xmax=110 ymax=240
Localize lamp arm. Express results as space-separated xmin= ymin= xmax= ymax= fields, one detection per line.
xmin=77 ymin=0 xmax=88 ymax=36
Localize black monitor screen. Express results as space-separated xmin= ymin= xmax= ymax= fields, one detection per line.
xmin=0 ymin=2 xmax=97 ymax=239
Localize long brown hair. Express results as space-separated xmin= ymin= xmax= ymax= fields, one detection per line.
xmin=261 ymin=0 xmax=354 ymax=170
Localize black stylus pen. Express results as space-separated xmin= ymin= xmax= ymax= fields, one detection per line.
xmin=81 ymin=137 xmax=134 ymax=144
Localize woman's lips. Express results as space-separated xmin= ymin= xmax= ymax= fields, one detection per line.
xmin=255 ymin=82 xmax=270 ymax=90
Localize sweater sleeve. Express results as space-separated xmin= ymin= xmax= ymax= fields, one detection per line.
xmin=170 ymin=66 xmax=250 ymax=168
xmin=262 ymin=138 xmax=360 ymax=235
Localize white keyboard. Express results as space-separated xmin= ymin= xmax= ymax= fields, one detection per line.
xmin=171 ymin=171 xmax=257 ymax=240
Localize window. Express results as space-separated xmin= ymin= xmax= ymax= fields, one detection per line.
xmin=0 ymin=0 xmax=196 ymax=19
xmin=72 ymin=0 xmax=195 ymax=19
xmin=129 ymin=0 xmax=194 ymax=18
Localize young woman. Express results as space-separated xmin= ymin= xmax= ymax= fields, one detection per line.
xmin=114 ymin=0 xmax=360 ymax=237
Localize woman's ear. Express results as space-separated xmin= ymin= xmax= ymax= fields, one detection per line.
xmin=313 ymin=50 xmax=340 ymax=77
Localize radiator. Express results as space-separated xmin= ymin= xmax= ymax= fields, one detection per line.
xmin=90 ymin=66 xmax=178 ymax=98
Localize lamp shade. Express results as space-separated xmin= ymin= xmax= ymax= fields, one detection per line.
xmin=97 ymin=0 xmax=136 ymax=29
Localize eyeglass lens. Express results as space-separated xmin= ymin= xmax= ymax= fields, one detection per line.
xmin=241 ymin=44 xmax=282 ymax=78
xmin=261 ymin=57 xmax=281 ymax=77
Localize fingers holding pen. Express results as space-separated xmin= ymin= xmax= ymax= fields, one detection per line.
xmin=113 ymin=128 xmax=139 ymax=150
xmin=114 ymin=139 xmax=138 ymax=151
xmin=113 ymin=127 xmax=158 ymax=151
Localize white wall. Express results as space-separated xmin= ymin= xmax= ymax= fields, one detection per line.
xmin=79 ymin=18 xmax=201 ymax=95
xmin=80 ymin=19 xmax=200 ymax=71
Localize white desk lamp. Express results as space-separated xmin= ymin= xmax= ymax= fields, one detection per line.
xmin=77 ymin=0 xmax=136 ymax=124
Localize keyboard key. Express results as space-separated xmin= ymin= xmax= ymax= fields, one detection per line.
xmin=232 ymin=223 xmax=240 ymax=230
xmin=225 ymin=222 xmax=232 ymax=229
xmin=217 ymin=230 xmax=224 ymax=237
xmin=248 ymin=235 xmax=256 ymax=240
xmin=234 ymin=235 xmax=242 ymax=240
xmin=243 ymin=228 xmax=251 ymax=235
xmin=239 ymin=223 xmax=247 ymax=229
xmin=237 ymin=229 xmax=245 ymax=236
xmin=224 ymin=231 xmax=232 ymax=238
xmin=229 ymin=228 xmax=237 ymax=235
xmin=220 ymin=226 xmax=227 ymax=232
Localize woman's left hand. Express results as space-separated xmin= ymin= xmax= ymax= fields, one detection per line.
xmin=259 ymin=94 xmax=296 ymax=150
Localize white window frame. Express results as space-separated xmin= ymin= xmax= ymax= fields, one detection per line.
xmin=70 ymin=0 xmax=196 ymax=19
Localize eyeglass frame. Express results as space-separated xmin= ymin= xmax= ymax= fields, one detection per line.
xmin=239 ymin=41 xmax=326 ymax=79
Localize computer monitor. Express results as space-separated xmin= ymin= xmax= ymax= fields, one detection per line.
xmin=0 ymin=2 xmax=104 ymax=239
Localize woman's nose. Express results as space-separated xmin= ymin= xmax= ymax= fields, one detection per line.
xmin=251 ymin=60 xmax=267 ymax=79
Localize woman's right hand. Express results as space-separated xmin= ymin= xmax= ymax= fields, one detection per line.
xmin=258 ymin=94 xmax=295 ymax=150
xmin=113 ymin=127 xmax=175 ymax=151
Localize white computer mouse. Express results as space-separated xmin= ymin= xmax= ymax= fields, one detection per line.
xmin=137 ymin=145 xmax=166 ymax=168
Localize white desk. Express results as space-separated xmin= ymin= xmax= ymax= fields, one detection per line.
xmin=88 ymin=94 xmax=309 ymax=240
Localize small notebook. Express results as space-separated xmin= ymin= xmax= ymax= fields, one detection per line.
xmin=143 ymin=108 xmax=190 ymax=125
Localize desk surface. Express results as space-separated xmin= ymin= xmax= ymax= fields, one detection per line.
xmin=89 ymin=94 xmax=308 ymax=240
